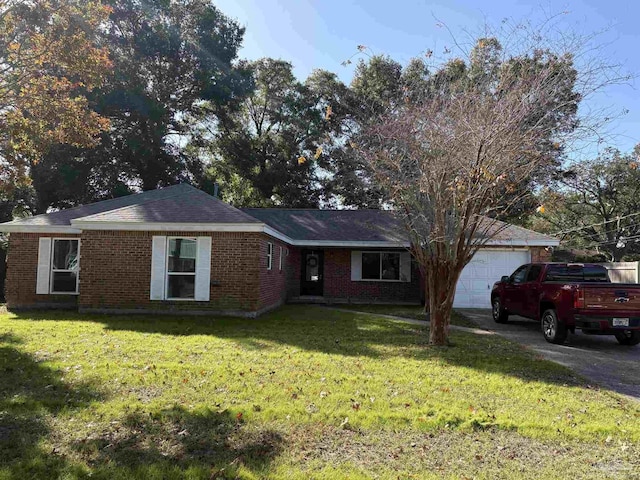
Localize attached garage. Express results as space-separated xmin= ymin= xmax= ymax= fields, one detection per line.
xmin=453 ymin=249 xmax=532 ymax=308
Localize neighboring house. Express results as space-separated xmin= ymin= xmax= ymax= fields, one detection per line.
xmin=0 ymin=184 xmax=559 ymax=316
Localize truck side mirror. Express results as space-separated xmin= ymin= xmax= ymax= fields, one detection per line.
xmin=501 ymin=275 xmax=510 ymax=283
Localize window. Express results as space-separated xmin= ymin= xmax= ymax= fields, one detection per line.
xmin=361 ymin=252 xmax=401 ymax=281
xmin=510 ymin=265 xmax=529 ymax=284
xmin=279 ymin=246 xmax=283 ymax=271
xmin=150 ymin=236 xmax=211 ymax=302
xmin=267 ymin=242 xmax=273 ymax=270
xmin=525 ymin=265 xmax=543 ymax=282
xmin=50 ymin=239 xmax=80 ymax=293
xmin=166 ymin=238 xmax=197 ymax=299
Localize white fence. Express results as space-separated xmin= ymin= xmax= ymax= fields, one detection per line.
xmin=602 ymin=262 xmax=639 ymax=283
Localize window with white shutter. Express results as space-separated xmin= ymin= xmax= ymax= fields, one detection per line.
xmin=37 ymin=238 xmax=81 ymax=295
xmin=150 ymin=236 xmax=211 ymax=301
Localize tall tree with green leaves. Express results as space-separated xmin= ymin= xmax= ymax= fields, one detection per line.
xmin=29 ymin=0 xmax=252 ymax=212
xmin=209 ymin=58 xmax=349 ymax=207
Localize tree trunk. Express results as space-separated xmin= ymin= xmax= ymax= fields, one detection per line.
xmin=426 ymin=262 xmax=458 ymax=346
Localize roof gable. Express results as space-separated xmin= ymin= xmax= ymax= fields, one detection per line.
xmin=1 ymin=184 xmax=259 ymax=231
xmin=2 ymin=184 xmax=199 ymax=227
xmin=75 ymin=187 xmax=260 ymax=225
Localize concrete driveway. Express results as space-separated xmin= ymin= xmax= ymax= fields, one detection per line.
xmin=461 ymin=309 xmax=640 ymax=400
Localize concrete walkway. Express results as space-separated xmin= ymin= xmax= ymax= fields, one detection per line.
xmin=326 ymin=307 xmax=496 ymax=335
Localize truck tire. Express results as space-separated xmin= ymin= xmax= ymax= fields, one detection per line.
xmin=541 ymin=309 xmax=567 ymax=344
xmin=492 ymin=297 xmax=508 ymax=323
xmin=614 ymin=330 xmax=640 ymax=346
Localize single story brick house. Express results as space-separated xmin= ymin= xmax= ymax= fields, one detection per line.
xmin=0 ymin=184 xmax=558 ymax=316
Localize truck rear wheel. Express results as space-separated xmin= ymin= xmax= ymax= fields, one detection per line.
xmin=541 ymin=309 xmax=567 ymax=344
xmin=492 ymin=298 xmax=508 ymax=323
xmin=614 ymin=330 xmax=640 ymax=346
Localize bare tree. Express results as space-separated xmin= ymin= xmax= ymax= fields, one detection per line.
xmin=355 ymin=19 xmax=629 ymax=345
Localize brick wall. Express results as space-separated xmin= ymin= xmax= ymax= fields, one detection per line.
xmin=300 ymin=248 xmax=421 ymax=304
xmin=6 ymin=230 xmax=553 ymax=314
xmin=78 ymin=230 xmax=263 ymax=313
xmin=5 ymin=233 xmax=79 ymax=309
xmin=287 ymin=247 xmax=302 ymax=298
xmin=530 ymin=246 xmax=552 ymax=263
xmin=257 ymin=236 xmax=289 ymax=311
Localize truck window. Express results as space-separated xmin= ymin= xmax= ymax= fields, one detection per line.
xmin=510 ymin=265 xmax=529 ymax=284
xmin=543 ymin=264 xmax=610 ymax=282
xmin=526 ymin=265 xmax=542 ymax=282
xmin=583 ymin=265 xmax=610 ymax=282
xmin=544 ymin=265 xmax=583 ymax=282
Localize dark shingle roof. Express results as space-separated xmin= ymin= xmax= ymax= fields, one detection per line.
xmin=2 ymin=184 xmax=259 ymax=227
xmin=485 ymin=219 xmax=558 ymax=243
xmin=0 ymin=183 xmax=558 ymax=245
xmin=2 ymin=184 xmax=194 ymax=227
xmin=75 ymin=185 xmax=260 ymax=224
xmin=242 ymin=208 xmax=558 ymax=244
xmin=242 ymin=208 xmax=409 ymax=243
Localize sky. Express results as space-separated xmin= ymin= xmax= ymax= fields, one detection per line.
xmin=214 ymin=0 xmax=640 ymax=160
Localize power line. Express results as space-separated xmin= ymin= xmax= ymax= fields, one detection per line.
xmin=567 ymin=220 xmax=640 ymax=240
xmin=549 ymin=211 xmax=640 ymax=237
xmin=580 ymin=234 xmax=640 ymax=251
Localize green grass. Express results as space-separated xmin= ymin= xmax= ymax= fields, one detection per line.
xmin=335 ymin=304 xmax=477 ymax=328
xmin=0 ymin=305 xmax=639 ymax=479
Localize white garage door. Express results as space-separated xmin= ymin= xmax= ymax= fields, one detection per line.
xmin=454 ymin=249 xmax=531 ymax=308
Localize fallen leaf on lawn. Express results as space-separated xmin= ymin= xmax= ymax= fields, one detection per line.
xmin=340 ymin=417 xmax=349 ymax=428
xmin=320 ymin=391 xmax=329 ymax=398
xmin=236 ymin=412 xmax=243 ymax=421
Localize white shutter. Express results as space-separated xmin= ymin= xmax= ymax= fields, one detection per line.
xmin=150 ymin=236 xmax=167 ymax=300
xmin=400 ymin=251 xmax=412 ymax=282
xmin=194 ymin=236 xmax=212 ymax=301
xmin=36 ymin=237 xmax=52 ymax=294
xmin=351 ymin=251 xmax=362 ymax=281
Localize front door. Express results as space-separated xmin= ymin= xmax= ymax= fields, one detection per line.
xmin=301 ymin=249 xmax=324 ymax=296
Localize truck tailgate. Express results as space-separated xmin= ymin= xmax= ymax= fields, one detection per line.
xmin=582 ymin=284 xmax=640 ymax=312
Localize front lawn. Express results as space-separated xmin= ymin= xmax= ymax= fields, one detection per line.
xmin=1 ymin=305 xmax=638 ymax=479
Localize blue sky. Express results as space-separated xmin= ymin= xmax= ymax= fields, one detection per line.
xmin=214 ymin=0 xmax=640 ymax=159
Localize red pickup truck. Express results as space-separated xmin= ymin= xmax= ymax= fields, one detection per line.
xmin=491 ymin=263 xmax=640 ymax=346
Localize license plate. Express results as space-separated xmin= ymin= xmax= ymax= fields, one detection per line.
xmin=613 ymin=318 xmax=630 ymax=327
